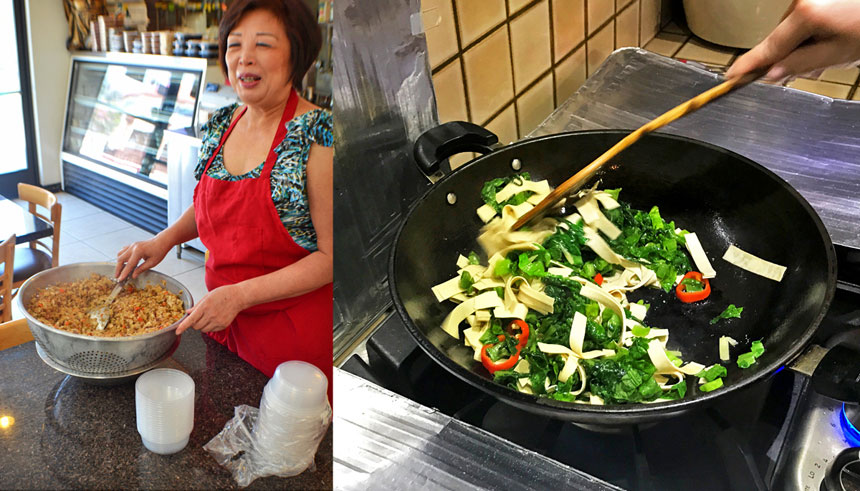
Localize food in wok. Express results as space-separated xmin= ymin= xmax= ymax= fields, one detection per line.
xmin=27 ymin=273 xmax=185 ymax=337
xmin=432 ymin=174 xmax=782 ymax=405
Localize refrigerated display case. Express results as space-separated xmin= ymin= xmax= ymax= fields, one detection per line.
xmin=61 ymin=53 xmax=208 ymax=233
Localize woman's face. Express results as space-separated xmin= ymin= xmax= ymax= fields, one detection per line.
xmin=225 ymin=9 xmax=292 ymax=107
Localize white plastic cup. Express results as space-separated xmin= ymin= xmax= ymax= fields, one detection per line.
xmin=265 ymin=361 xmax=328 ymax=415
xmin=252 ymin=361 xmax=330 ymax=464
xmin=135 ymin=368 xmax=195 ymax=455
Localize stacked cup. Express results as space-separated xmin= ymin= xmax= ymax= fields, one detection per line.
xmin=135 ymin=368 xmax=195 ymax=455
xmin=251 ymin=361 xmax=330 ymax=473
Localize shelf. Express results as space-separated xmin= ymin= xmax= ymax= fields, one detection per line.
xmin=73 ymin=94 xmax=173 ymax=126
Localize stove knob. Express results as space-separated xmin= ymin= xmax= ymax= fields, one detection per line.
xmin=822 ymin=447 xmax=860 ymax=491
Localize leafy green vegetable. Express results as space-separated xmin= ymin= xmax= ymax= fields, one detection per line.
xmin=543 ymin=219 xmax=586 ymax=266
xmin=518 ymin=252 xmax=546 ymax=278
xmin=751 ymin=340 xmax=765 ymax=358
xmin=697 ymin=364 xmax=727 ymax=383
xmin=700 ymin=378 xmax=724 ymax=392
xmin=581 ymin=337 xmax=661 ymax=404
xmin=631 ymin=325 xmax=651 ymax=337
xmin=459 ymin=271 xmax=474 ymax=292
xmin=648 ymin=206 xmax=664 ymax=229
xmin=679 ymin=277 xmax=705 ymax=292
xmin=666 ymin=350 xmax=683 ymax=367
xmin=480 ymin=172 xmax=532 ymax=213
xmin=479 ymin=319 xmax=504 ymax=345
xmin=467 ymin=251 xmax=480 ymax=265
xmin=604 ymin=188 xmax=622 ymax=200
xmin=494 ymin=258 xmax=513 ymax=277
xmin=710 ymin=304 xmax=744 ymax=325
xmin=736 ymin=340 xmax=765 ymax=369
xmin=737 ymin=352 xmax=757 ymax=369
xmin=602 ymin=201 xmax=691 ymax=292
xmin=494 ymin=287 xmax=505 ymax=298
xmin=661 ymin=379 xmax=687 ymax=400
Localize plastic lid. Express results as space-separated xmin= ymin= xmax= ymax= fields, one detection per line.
xmin=266 ymin=361 xmax=328 ymax=414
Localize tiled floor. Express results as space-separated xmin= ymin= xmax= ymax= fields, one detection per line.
xmin=10 ymin=192 xmax=207 ymax=320
xmin=645 ymin=21 xmax=860 ymax=100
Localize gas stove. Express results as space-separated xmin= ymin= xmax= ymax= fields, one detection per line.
xmin=342 ymin=285 xmax=860 ymax=490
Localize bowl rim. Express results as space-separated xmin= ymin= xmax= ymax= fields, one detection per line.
xmin=16 ymin=261 xmax=195 ymax=342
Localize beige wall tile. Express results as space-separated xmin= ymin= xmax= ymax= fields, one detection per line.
xmin=422 ymin=0 xmax=459 ymax=68
xmin=615 ymin=1 xmax=639 ymax=48
xmin=587 ymin=20 xmax=614 ymax=76
xmin=644 ymin=32 xmax=686 ymax=57
xmin=432 ymin=59 xmax=469 ymax=123
xmin=517 ymin=74 xmax=555 ymax=135
xmin=640 ymin=0 xmax=660 ymax=45
xmin=675 ymin=38 xmax=735 ymax=65
xmin=463 ymin=28 xmax=515 ymax=123
xmin=555 ymin=45 xmax=586 ymax=104
xmin=455 ymin=0 xmax=506 ymax=47
xmin=511 ymin=0 xmax=551 ymax=93
xmin=820 ymin=67 xmax=860 ymax=85
xmin=616 ymin=0 xmax=634 ymax=9
xmin=787 ymin=79 xmax=852 ymax=99
xmin=449 ymin=152 xmax=477 ymax=170
xmin=587 ymin=0 xmax=613 ymax=34
xmin=553 ymin=0 xmax=585 ymax=60
xmin=508 ymin=0 xmax=531 ymax=14
xmin=485 ymin=104 xmax=519 ymax=144
xmin=853 ymin=90 xmax=860 ymax=101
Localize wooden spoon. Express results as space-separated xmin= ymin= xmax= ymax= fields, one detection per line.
xmin=511 ymin=72 xmax=761 ymax=230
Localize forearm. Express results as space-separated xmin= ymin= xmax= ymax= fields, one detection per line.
xmin=156 ymin=205 xmax=198 ymax=247
xmin=231 ymin=249 xmax=333 ymax=309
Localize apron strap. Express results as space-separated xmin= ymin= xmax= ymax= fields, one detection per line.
xmin=261 ymin=88 xmax=299 ymax=179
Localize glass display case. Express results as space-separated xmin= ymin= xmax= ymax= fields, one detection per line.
xmin=61 ymin=53 xmax=208 ymax=233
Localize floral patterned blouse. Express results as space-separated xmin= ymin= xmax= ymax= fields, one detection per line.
xmin=195 ymin=104 xmax=333 ymax=251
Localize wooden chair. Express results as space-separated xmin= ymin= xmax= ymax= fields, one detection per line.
xmin=0 ymin=235 xmax=14 ymax=323
xmin=0 ymin=319 xmax=33 ymax=351
xmin=12 ymin=183 xmax=62 ymax=292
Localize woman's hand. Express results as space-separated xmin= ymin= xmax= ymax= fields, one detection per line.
xmin=115 ymin=236 xmax=172 ymax=281
xmin=175 ymin=285 xmax=247 ymax=335
xmin=727 ymin=0 xmax=860 ymax=81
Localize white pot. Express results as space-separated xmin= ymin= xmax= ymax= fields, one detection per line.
xmin=683 ymin=0 xmax=793 ymax=49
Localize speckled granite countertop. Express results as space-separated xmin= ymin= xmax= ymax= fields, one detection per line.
xmin=0 ymin=330 xmax=332 ymax=490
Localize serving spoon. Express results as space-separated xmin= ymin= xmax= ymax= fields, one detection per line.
xmin=511 ymin=71 xmax=762 ymax=230
xmin=89 ymin=278 xmax=129 ymax=331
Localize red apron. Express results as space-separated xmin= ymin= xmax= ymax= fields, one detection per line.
xmin=193 ymin=89 xmax=332 ymax=403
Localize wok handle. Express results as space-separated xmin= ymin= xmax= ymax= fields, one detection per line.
xmin=811 ymin=343 xmax=860 ymax=402
xmin=413 ymin=121 xmax=499 ymax=177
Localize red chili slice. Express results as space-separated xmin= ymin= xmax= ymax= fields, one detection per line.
xmin=593 ymin=273 xmax=603 ymax=286
xmin=675 ymin=271 xmax=711 ymax=303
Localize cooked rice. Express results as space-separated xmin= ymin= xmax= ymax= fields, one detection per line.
xmin=27 ymin=273 xmax=185 ymax=337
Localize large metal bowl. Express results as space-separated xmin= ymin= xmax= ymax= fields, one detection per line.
xmin=15 ymin=262 xmax=194 ymax=381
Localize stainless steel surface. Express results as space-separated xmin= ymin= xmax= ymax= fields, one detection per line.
xmin=333 ymin=368 xmax=622 ymax=491
xmin=772 ymin=378 xmax=850 ymax=490
xmin=531 ymin=48 xmax=860 ymax=251
xmin=15 ymin=262 xmax=193 ymax=379
xmin=34 ymin=337 xmax=179 ymax=385
xmin=791 ymin=344 xmax=830 ymax=377
xmin=331 ymin=0 xmax=436 ymax=359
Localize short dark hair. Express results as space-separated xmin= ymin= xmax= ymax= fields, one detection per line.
xmin=218 ymin=0 xmax=322 ymax=89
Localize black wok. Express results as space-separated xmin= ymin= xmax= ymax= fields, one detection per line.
xmin=389 ymin=122 xmax=838 ymax=425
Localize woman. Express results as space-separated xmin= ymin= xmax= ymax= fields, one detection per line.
xmin=115 ymin=0 xmax=332 ymax=400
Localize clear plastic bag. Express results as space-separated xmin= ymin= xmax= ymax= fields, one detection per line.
xmin=204 ymin=401 xmax=332 ymax=487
